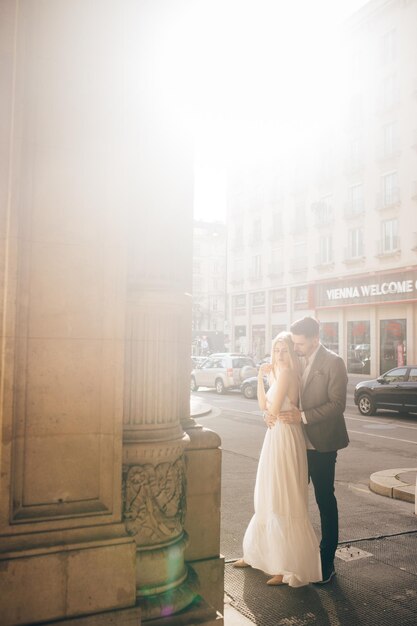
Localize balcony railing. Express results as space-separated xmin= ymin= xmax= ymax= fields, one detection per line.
xmin=315 ymin=253 xmax=334 ymax=268
xmin=375 ymin=187 xmax=400 ymax=210
xmin=344 ymin=202 xmax=365 ymax=219
xmin=311 ymin=202 xmax=334 ymax=227
xmin=376 ymin=142 xmax=401 ymax=161
xmin=343 ymin=247 xmax=365 ymax=263
xmin=376 ymin=237 xmax=400 ymax=256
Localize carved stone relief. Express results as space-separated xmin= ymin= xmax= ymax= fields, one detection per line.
xmin=122 ymin=457 xmax=186 ymax=544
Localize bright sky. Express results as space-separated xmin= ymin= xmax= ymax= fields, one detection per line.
xmin=192 ymin=0 xmax=370 ymax=221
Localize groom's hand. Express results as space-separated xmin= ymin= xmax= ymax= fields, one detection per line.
xmin=278 ymin=405 xmax=302 ymax=424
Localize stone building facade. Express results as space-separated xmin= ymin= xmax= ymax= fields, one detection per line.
xmin=227 ymin=0 xmax=417 ymax=376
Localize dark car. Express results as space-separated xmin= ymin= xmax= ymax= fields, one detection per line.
xmin=354 ymin=365 xmax=417 ymax=416
xmin=240 ymin=376 xmax=269 ymax=400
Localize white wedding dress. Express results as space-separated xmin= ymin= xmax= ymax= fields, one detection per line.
xmin=242 ymin=377 xmax=322 ymax=587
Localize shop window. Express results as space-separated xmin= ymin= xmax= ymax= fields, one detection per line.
xmin=272 ymin=324 xmax=286 ymax=339
xmin=380 ymin=319 xmax=406 ymax=373
xmin=347 ymin=321 xmax=371 ymax=374
xmin=252 ymin=325 xmax=266 ymax=361
xmin=232 ymin=294 xmax=246 ymax=315
xmin=321 ymin=322 xmax=339 ymax=354
xmin=234 ymin=325 xmax=247 ymax=353
xmin=271 ymin=288 xmax=287 ymax=313
xmin=293 ymin=286 xmax=309 ymax=310
xmin=251 ymin=291 xmax=265 ymax=315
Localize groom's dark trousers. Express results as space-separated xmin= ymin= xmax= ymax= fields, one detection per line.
xmin=307 ymin=450 xmax=338 ymax=571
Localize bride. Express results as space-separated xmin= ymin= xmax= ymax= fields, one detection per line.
xmin=234 ymin=331 xmax=322 ymax=587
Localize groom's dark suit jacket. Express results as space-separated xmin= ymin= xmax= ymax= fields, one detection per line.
xmin=301 ymin=344 xmax=349 ymax=452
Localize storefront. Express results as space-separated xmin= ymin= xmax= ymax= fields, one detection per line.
xmin=315 ymin=268 xmax=417 ymax=377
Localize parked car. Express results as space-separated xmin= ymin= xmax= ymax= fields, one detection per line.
xmin=191 ymin=354 xmax=258 ymax=394
xmin=354 ymin=365 xmax=417 ymax=416
xmin=191 ymin=356 xmax=207 ymax=370
xmin=240 ymin=375 xmax=269 ymax=399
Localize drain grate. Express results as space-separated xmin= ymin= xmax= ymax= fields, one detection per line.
xmin=336 ymin=545 xmax=373 ymax=561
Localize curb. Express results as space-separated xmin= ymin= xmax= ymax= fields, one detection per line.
xmin=190 ymin=398 xmax=213 ymax=418
xmin=369 ymin=468 xmax=416 ymax=504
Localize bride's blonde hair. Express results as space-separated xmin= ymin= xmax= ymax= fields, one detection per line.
xmin=271 ymin=331 xmax=301 ymax=378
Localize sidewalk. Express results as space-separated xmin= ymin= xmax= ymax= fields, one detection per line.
xmin=217 ymin=403 xmax=417 ymax=625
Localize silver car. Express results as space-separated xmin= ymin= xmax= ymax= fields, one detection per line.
xmin=191 ymin=353 xmax=258 ymax=394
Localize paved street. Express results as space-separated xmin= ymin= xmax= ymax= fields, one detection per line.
xmin=191 ymin=381 xmax=417 ymax=625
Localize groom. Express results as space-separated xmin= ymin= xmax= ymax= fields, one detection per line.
xmin=278 ymin=316 xmax=349 ymax=584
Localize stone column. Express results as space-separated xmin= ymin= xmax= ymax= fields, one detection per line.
xmin=0 ymin=2 xmax=137 ymax=624
xmin=119 ymin=0 xmax=210 ymax=621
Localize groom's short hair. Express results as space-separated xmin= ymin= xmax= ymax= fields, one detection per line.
xmin=290 ymin=316 xmax=320 ymax=338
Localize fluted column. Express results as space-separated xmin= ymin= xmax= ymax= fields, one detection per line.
xmin=120 ymin=1 xmax=196 ymax=618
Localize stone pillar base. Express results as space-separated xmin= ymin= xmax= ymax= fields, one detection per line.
xmin=0 ymin=527 xmax=136 ymax=626
xmin=189 ymin=557 xmax=225 ymax=617
xmin=50 ymin=597 xmax=223 ymax=626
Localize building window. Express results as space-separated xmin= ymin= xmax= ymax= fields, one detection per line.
xmin=381 ymin=29 xmax=396 ymax=65
xmin=318 ymin=235 xmax=333 ymax=265
xmin=312 ymin=197 xmax=333 ymax=227
xmin=380 ymin=319 xmax=406 ymax=373
xmin=251 ymin=254 xmax=262 ymax=280
xmin=234 ymin=325 xmax=247 ymax=353
xmin=347 ymin=228 xmax=364 ymax=258
xmin=251 ymin=291 xmax=265 ymax=314
xmin=231 ymin=258 xmax=244 ymax=284
xmin=233 ymin=223 xmax=243 ymax=248
xmin=381 ymin=171 xmax=399 ymax=207
xmin=252 ymin=219 xmax=262 ymax=244
xmin=320 ymin=322 xmax=339 ymax=354
xmin=347 ymin=321 xmax=370 ymax=374
xmin=271 ymin=288 xmax=286 ymax=313
xmin=347 ymin=136 xmax=362 ymax=170
xmin=293 ymin=203 xmax=306 ymax=232
xmin=232 ymin=294 xmax=246 ymax=315
xmin=381 ymin=74 xmax=398 ymax=110
xmin=347 ymin=184 xmax=364 ymax=216
xmin=293 ymin=286 xmax=309 ymax=310
xmin=382 ymin=122 xmax=399 ymax=158
xmin=252 ymin=325 xmax=266 ymax=360
xmin=269 ymin=247 xmax=284 ymax=277
xmin=271 ymin=212 xmax=283 ymax=239
xmin=381 ymin=218 xmax=399 ymax=253
xmin=290 ymin=241 xmax=308 ymax=272
xmin=272 ymin=324 xmax=286 ymax=339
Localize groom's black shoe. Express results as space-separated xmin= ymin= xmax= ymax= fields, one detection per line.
xmin=314 ymin=565 xmax=336 ymax=585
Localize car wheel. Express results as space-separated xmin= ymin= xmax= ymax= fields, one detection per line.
xmin=215 ymin=378 xmax=225 ymax=394
xmin=190 ymin=377 xmax=199 ymax=392
xmin=243 ymin=384 xmax=256 ymax=399
xmin=357 ymin=394 xmax=376 ymax=416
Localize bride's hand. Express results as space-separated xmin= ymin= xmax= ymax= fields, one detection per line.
xmin=259 ymin=363 xmax=272 ymax=377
